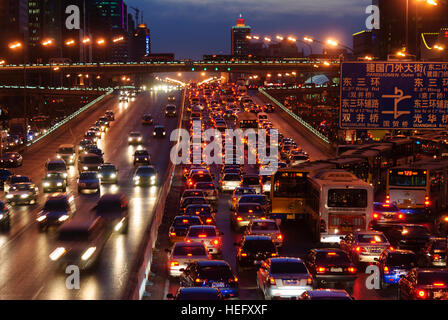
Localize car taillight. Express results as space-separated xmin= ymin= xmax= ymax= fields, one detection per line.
xmin=241 ymin=252 xmax=247 ymax=257
xmin=170 ymin=232 xmax=176 ymax=237
xmin=236 ymin=216 xmax=243 ymax=221
xmin=234 ymin=277 xmax=239 ymax=282
xmin=170 ymin=261 xmax=179 ymax=267
xmin=206 ymin=218 xmax=213 ymax=224
xmin=347 ymin=267 xmax=357 ymax=273
xmin=417 ymin=289 xmax=427 ymax=299
xmin=269 ymin=277 xmax=276 ymax=285
xmin=425 ymin=196 xmax=430 ymax=206
xmin=317 ymin=267 xmax=326 ymax=273
xmin=434 ymin=254 xmax=440 ymax=261
xmin=384 ymin=266 xmax=389 ymax=274
xmin=385 ymin=195 xmax=390 ymax=204
xmin=355 ymin=246 xmax=366 ymax=253
xmin=213 ymin=239 xmax=219 ymax=245
xmin=277 ymin=234 xmax=283 ymax=240
xmin=307 ymin=277 xmax=313 ymax=285
xmin=373 ymin=213 xmax=380 ymax=219
xmin=271 ymin=253 xmax=277 ymax=257
xmin=195 ymin=278 xmax=205 ymax=283
xmin=398 ymin=213 xmax=404 ymax=219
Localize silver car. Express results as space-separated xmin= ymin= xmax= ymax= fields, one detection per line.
xmin=340 ymin=231 xmax=391 ymax=265
xmin=257 ymin=257 xmax=313 ymax=300
xmin=166 ymin=241 xmax=211 ymax=277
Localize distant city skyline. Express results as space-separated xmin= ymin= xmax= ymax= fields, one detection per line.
xmin=130 ymin=0 xmax=371 ymax=59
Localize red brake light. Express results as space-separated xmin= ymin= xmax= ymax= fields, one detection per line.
xmin=277 ymin=234 xmax=283 ymax=240
xmin=425 ymin=196 xmax=430 ymax=206
xmin=241 ymin=252 xmax=247 ymax=257
xmin=198 ymin=234 xmax=207 ymax=238
xmin=398 ymin=214 xmax=404 ymax=219
xmin=373 ymin=213 xmax=380 ymax=219
xmin=213 ymin=239 xmax=219 ymax=245
xmin=269 ymin=277 xmax=276 ymax=285
xmin=347 ymin=267 xmax=357 ymax=273
xmin=170 ymin=232 xmax=176 ymax=236
xmin=417 ymin=290 xmax=427 ymax=299
xmin=433 ymin=282 xmax=445 ymax=287
xmin=317 ymin=267 xmax=326 ymax=273
xmin=434 ymin=254 xmax=440 ymax=261
xmin=236 ymin=216 xmax=243 ymax=221
xmin=195 ymin=278 xmax=202 ymax=283
xmin=170 ymin=261 xmax=179 ymax=267
xmin=384 ymin=266 xmax=389 ymax=274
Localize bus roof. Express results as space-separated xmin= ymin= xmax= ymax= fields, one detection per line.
xmin=294 ymin=161 xmax=335 ymax=173
xmin=309 ymin=169 xmax=371 ymax=187
xmin=392 ymin=159 xmax=448 ymax=171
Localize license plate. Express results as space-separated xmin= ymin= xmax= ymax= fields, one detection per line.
xmin=283 ymin=280 xmax=297 ymax=285
xmin=287 ymin=214 xmax=295 ymax=220
xmin=331 ymin=268 xmax=343 ymax=272
xmin=212 ymin=282 xmax=225 ymax=288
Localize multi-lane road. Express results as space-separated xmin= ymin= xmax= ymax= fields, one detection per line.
xmin=0 ymin=89 xmax=182 ymax=299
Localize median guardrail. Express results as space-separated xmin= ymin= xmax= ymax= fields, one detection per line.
xmin=122 ymin=88 xmax=186 ymax=300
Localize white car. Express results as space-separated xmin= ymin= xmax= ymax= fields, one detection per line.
xmin=184 ymin=225 xmax=223 ymax=255
xmin=257 ymin=257 xmax=313 ymax=300
xmin=340 ymin=230 xmax=391 ymax=265
xmin=167 ymin=241 xmax=211 ymax=277
xmin=220 ymin=173 xmax=241 ymax=192
xmin=245 ymin=219 xmax=283 ymax=248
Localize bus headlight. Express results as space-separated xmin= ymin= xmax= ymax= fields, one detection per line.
xmin=43 ymin=182 xmax=50 ymax=187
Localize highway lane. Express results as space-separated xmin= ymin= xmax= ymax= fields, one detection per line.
xmin=0 ymin=88 xmax=182 ymax=299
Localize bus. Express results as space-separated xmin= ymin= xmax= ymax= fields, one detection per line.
xmin=307 ymin=170 xmax=374 ymax=243
xmin=237 ymin=112 xmax=258 ymax=129
xmin=386 ymin=159 xmax=448 ymax=215
xmin=327 ymin=157 xmax=370 ymax=183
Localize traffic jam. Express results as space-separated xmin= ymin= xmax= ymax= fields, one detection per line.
xmin=158 ymin=80 xmax=448 ymax=301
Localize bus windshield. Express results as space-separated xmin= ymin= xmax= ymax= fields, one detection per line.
xmin=389 ymin=169 xmax=426 ymax=187
xmin=273 ymin=171 xmax=307 ymax=198
xmin=327 ymin=189 xmax=367 ymax=208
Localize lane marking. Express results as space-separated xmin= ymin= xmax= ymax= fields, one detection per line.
xmin=163 ymin=279 xmax=170 ymax=300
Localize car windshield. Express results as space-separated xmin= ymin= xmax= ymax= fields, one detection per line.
xmin=166 ymin=106 xmax=175 ymax=111
xmin=239 ymin=196 xmax=266 ymax=205
xmin=183 ymin=191 xmax=203 ymax=197
xmin=47 ymin=163 xmax=66 ymax=171
xmin=242 ymin=240 xmax=276 ymax=253
xmin=357 ymin=234 xmax=388 ymax=243
xmin=135 ymin=150 xmax=149 ymax=156
xmin=243 ymin=177 xmax=259 ymax=185
xmin=137 ymin=167 xmax=155 ymax=175
xmin=236 ymin=188 xmax=256 ymax=195
xmin=83 ymin=156 xmax=102 ymax=164
xmin=417 ymin=272 xmax=448 ymax=286
xmin=100 ymin=165 xmax=115 ymax=172
xmin=224 ymin=174 xmax=240 ymax=181
xmin=80 ymin=172 xmax=98 ymax=180
xmin=195 ymin=183 xmax=215 ymax=190
xmin=198 ymin=265 xmax=233 ymax=279
xmin=387 ymin=253 xmax=417 ymax=267
xmin=188 ymin=227 xmax=217 ymax=237
xmin=316 ymin=252 xmax=351 ymax=265
xmin=173 ymin=245 xmax=207 ymax=256
xmin=11 ymin=176 xmax=30 ymax=183
xmin=251 ymin=221 xmax=278 ymax=231
xmin=44 ymin=199 xmax=68 ymax=211
xmin=10 ymin=184 xmax=33 ymax=191
xmin=59 ymin=148 xmax=74 ymax=154
xmin=130 ymin=133 xmax=141 ymax=137
xmin=271 ymin=261 xmax=308 ymax=274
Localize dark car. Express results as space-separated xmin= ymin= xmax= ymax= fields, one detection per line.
xmin=179 ymin=260 xmax=239 ymax=298
xmin=419 ymin=237 xmax=447 ymax=267
xmin=371 ymin=202 xmax=404 ymax=227
xmin=375 ymin=249 xmax=418 ymax=287
xmin=184 ymin=204 xmax=216 ymax=225
xmin=4 ymin=175 xmax=31 ymax=192
xmin=93 ymin=194 xmax=129 ymax=234
xmin=153 ymin=125 xmax=166 ymax=138
xmin=377 ymin=224 xmax=431 ymax=252
xmin=42 ymin=172 xmax=67 ymax=192
xmin=98 ymin=163 xmax=118 ymax=184
xmin=0 ymin=169 xmax=13 ymax=190
xmin=236 ymin=235 xmax=278 ymax=270
xmin=133 ymin=166 xmax=157 ymax=187
xmin=180 ymin=197 xmax=208 ymax=213
xmin=169 ymin=215 xmax=203 ymax=243
xmin=399 ymin=268 xmax=448 ymax=300
xmin=84 ymin=146 xmax=104 ymax=158
xmin=78 ymin=171 xmax=100 ymax=194
xmin=0 ymin=201 xmax=11 ymax=231
xmin=0 ymin=152 xmax=23 ymax=167
xmin=263 ymin=104 xmax=275 ymax=113
xmin=142 ymin=114 xmax=153 ymax=125
xmin=134 ymin=149 xmax=151 ymax=166
xmin=167 ymin=287 xmax=224 ymax=300
xmin=305 ymin=248 xmax=357 ymax=292
xmin=165 ymin=104 xmax=177 ymax=117
xmin=78 ymin=139 xmax=95 ymax=153
xmin=36 ymin=193 xmax=75 ymax=231
xmin=105 ymin=110 xmax=115 ymax=121
xmin=78 ymin=153 xmax=103 ymax=173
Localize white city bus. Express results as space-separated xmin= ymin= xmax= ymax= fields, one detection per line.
xmin=307 ymin=170 xmax=374 ymax=243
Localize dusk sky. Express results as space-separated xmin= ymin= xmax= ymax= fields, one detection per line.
xmin=129 ymin=0 xmax=372 ymax=59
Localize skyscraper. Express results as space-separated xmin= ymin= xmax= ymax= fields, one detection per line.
xmin=231 ymin=14 xmax=251 ymax=57
xmin=0 ymin=0 xmax=29 ymax=63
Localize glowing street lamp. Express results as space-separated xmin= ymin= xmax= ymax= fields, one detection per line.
xmin=276 ymin=35 xmax=284 ymax=41
xmin=434 ymin=44 xmax=445 ymax=51
xmin=287 ymin=36 xmax=297 ymax=42
xmin=113 ymin=36 xmax=124 ymax=43
xmin=303 ymin=37 xmax=314 ymax=43
xmin=65 ymin=39 xmax=75 ymax=46
xmin=9 ymin=42 xmax=22 ymax=49
xmin=326 ymin=39 xmax=339 ymax=47
xmin=97 ymin=39 xmax=106 ymax=45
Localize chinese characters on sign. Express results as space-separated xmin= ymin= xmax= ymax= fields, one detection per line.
xmin=340 ymin=62 xmax=448 ymax=130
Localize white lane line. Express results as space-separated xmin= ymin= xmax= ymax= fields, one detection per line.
xmin=163 ymin=279 xmax=170 ymax=300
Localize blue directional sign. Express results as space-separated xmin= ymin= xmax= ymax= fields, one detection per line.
xmin=340 ymin=62 xmax=448 ymax=130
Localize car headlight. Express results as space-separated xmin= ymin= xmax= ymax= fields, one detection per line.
xmin=57 ymin=182 xmax=62 ymax=187
xmin=134 ymin=176 xmax=140 ymax=180
xmin=144 ymin=158 xmax=148 ymax=161
xmin=81 ymin=247 xmax=97 ymax=261
xmin=83 ymin=166 xmax=88 ymax=170
xmin=56 ymin=154 xmax=61 ymax=159
xmin=128 ymin=137 xmax=132 ymax=142
xmin=43 ymin=182 xmax=50 ymax=187
xmin=0 ymin=214 xmax=3 ymax=220
xmin=20 ymin=194 xmax=29 ymax=199
xmin=63 ymin=173 xmax=68 ymax=178
xmin=114 ymin=218 xmax=126 ymax=232
xmin=97 ymin=174 xmax=102 ymax=178
xmin=49 ymin=247 xmax=66 ymax=261
xmin=6 ymin=194 xmax=13 ymax=199
xmin=111 ymin=173 xmax=116 ymax=178
xmin=79 ymin=146 xmax=83 ymax=150
xmin=36 ymin=215 xmax=47 ymax=222
xmin=58 ymin=215 xmax=69 ymax=222
xmin=163 ymin=132 xmax=166 ymax=136
xmin=138 ymin=137 xmax=142 ymax=141
xmin=153 ymin=132 xmax=156 ymax=136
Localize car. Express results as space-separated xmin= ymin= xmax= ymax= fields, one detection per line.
xmin=167 ymin=287 xmax=224 ymax=300
xmin=0 ymin=201 xmax=11 ymax=231
xmin=42 ymin=173 xmax=67 ymax=192
xmin=78 ymin=139 xmax=95 ymax=153
xmin=133 ymin=166 xmax=157 ymax=186
xmin=257 ymin=257 xmax=313 ymax=300
xmin=169 ymin=216 xmax=203 ymax=243
xmin=92 ymin=194 xmax=129 ymax=234
xmin=4 ymin=175 xmax=30 ymax=193
xmin=180 ymin=197 xmax=208 ymax=213
xmin=45 ymin=159 xmax=68 ymax=178
xmin=179 ymin=260 xmax=238 ymax=298
xmin=0 ymin=152 xmax=23 ymax=167
xmin=371 ymin=202 xmax=404 ymax=226
xmin=339 ymin=231 xmax=391 ymax=265
xmin=375 ymin=224 xmax=431 ymax=253
xmin=194 ymin=182 xmax=218 ymax=206
xmin=168 ymin=95 xmax=176 ymax=102
xmin=119 ymin=95 xmax=128 ymax=103
xmin=141 ymin=114 xmax=153 ymax=125
xmin=241 ymin=174 xmax=262 ymax=194
xmin=289 ymin=153 xmax=310 ymax=166
xmin=165 ymin=104 xmax=177 ymax=117
xmin=105 ymin=110 xmax=115 ymax=121
xmin=232 ymin=203 xmax=265 ymax=230
xmin=78 ymin=171 xmax=100 ymax=194
xmin=399 ymin=268 xmax=448 ymax=300
xmin=0 ymin=169 xmax=12 ymax=190
xmin=128 ymin=132 xmax=143 ymax=145
xmin=181 ymin=189 xmax=206 ymax=203
xmin=133 ymin=149 xmax=151 ymax=166
xmin=184 ymin=204 xmax=216 ymax=225
xmin=375 ymin=249 xmax=418 ymax=287
xmin=89 ymin=126 xmax=102 ymax=138
xmin=49 ymin=217 xmax=109 ymax=270
xmin=230 ymin=186 xmax=257 ymax=209
xmin=236 ymin=235 xmax=278 ymax=270
xmin=5 ymin=182 xmax=39 ymax=205
xmin=84 ymin=146 xmax=104 ymax=158
xmin=245 ymin=219 xmax=283 ymax=248
xmin=153 ymin=125 xmax=166 ymax=138
xmin=78 ymin=153 xmax=103 ymax=173
xmin=237 ymin=194 xmax=271 ymax=213
xmin=98 ymin=163 xmax=118 ymax=184
xmin=36 ymin=193 xmax=75 ymax=231
xmin=299 ymin=289 xmax=353 ymax=300
xmin=220 ymin=173 xmax=241 ymax=192
xmin=98 ymin=117 xmax=110 ymax=128
xmin=186 ymin=171 xmax=213 ymax=189
xmin=419 ymin=237 xmax=447 ymax=267
xmin=56 ymin=144 xmax=76 ymax=165
xmin=167 ymin=241 xmax=212 ymax=277
xmin=185 ymin=225 xmax=223 ymax=256
xmin=305 ymin=249 xmax=357 ymax=291
xmin=84 ymin=131 xmax=99 ymax=143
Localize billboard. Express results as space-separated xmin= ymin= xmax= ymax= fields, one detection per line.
xmin=340 ymin=62 xmax=448 ymax=130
